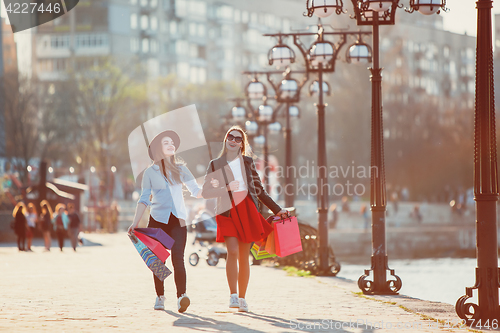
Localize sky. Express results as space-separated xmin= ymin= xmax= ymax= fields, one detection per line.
xmin=443 ymin=1 xmax=500 ymax=36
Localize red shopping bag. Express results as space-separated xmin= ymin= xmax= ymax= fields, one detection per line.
xmin=135 ymin=231 xmax=171 ymax=263
xmin=274 ymin=216 xmax=302 ymax=257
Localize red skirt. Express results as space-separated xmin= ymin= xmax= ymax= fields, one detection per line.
xmin=215 ymin=191 xmax=273 ymax=243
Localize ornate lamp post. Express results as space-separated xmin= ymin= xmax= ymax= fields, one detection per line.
xmin=265 ymin=68 xmax=307 ymax=207
xmin=306 ymin=0 xmax=447 ymax=293
xmin=455 ymin=0 xmax=500 ymax=325
xmin=265 ymin=26 xmax=371 ymax=275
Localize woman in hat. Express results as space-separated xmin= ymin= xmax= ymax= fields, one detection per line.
xmin=12 ymin=202 xmax=28 ymax=251
xmin=128 ymin=129 xmax=203 ymax=313
xmin=202 ymin=125 xmax=289 ymax=312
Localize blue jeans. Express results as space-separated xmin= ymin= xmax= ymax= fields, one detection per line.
xmin=148 ymin=214 xmax=187 ymax=298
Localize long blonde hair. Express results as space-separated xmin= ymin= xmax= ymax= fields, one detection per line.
xmin=12 ymin=202 xmax=27 ymax=218
xmin=218 ymin=125 xmax=252 ymax=158
xmin=40 ymin=200 xmax=53 ymax=219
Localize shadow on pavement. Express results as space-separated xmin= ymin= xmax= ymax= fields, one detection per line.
xmin=239 ymin=313 xmax=367 ymax=333
xmin=164 ymin=310 xmax=266 ymax=332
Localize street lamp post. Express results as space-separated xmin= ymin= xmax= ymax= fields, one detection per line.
xmin=266 ymin=26 xmax=371 ymax=275
xmin=455 ymin=0 xmax=500 ymax=325
xmin=313 ymin=0 xmax=447 ymax=294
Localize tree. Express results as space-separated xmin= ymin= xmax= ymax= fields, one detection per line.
xmin=3 ymin=70 xmax=39 ymax=183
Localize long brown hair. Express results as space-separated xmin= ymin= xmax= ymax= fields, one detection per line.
xmin=40 ymin=200 xmax=53 ymax=219
xmin=150 ymin=134 xmax=184 ymax=184
xmin=218 ymin=125 xmax=252 ymax=158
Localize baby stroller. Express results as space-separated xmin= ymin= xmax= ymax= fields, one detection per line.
xmin=189 ymin=211 xmax=227 ymax=266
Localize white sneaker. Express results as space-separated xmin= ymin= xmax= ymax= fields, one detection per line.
xmin=154 ymin=295 xmax=165 ymax=310
xmin=238 ymin=298 xmax=249 ymax=312
xmin=229 ymin=293 xmax=239 ymax=308
xmin=177 ymin=293 xmax=190 ymax=313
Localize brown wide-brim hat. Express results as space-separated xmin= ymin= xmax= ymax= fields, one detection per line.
xmin=148 ymin=130 xmax=181 ymax=160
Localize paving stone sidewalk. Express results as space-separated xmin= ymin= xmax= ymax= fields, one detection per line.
xmin=0 ymin=233 xmax=477 ymax=332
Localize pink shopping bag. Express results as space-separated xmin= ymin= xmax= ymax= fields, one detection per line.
xmin=274 ymin=216 xmax=302 ymax=257
xmin=135 ymin=231 xmax=171 ymax=263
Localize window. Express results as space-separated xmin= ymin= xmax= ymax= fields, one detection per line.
xmin=170 ymin=21 xmax=177 ymax=35
xmin=190 ymin=43 xmax=198 ymax=57
xmin=75 ymin=34 xmax=109 ymax=48
xmin=131 ymin=37 xmax=139 ymax=52
xmin=151 ymin=39 xmax=158 ymax=53
xmin=140 ymin=0 xmax=147 ymax=6
xmin=151 ymin=16 xmax=158 ymax=31
xmin=443 ymin=45 xmax=450 ymax=58
xmin=142 ymin=38 xmax=149 ymax=53
xmin=130 ymin=0 xmax=137 ymax=5
xmin=177 ymin=62 xmax=189 ymax=79
xmin=176 ymin=0 xmax=188 ymax=17
xmin=189 ymin=23 xmax=197 ymax=36
xmin=141 ymin=15 xmax=149 ymax=30
xmin=176 ymin=40 xmax=189 ymax=55
xmin=130 ymin=13 xmax=137 ymax=29
xmin=50 ymin=35 xmax=69 ymax=49
xmin=150 ymin=0 xmax=158 ymax=7
xmin=197 ymin=24 xmax=205 ymax=37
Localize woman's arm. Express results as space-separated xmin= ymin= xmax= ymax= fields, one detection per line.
xmin=180 ymin=165 xmax=202 ymax=198
xmin=201 ymin=161 xmax=229 ymax=199
xmin=249 ymin=160 xmax=288 ymax=218
xmin=128 ymin=202 xmax=147 ymax=234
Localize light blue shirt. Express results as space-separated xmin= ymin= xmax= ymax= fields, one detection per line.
xmin=138 ymin=164 xmax=201 ymax=224
xmin=53 ymin=212 xmax=69 ymax=230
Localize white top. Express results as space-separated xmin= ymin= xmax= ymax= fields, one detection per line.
xmin=228 ymin=157 xmax=248 ymax=192
xmin=26 ymin=213 xmax=37 ymax=228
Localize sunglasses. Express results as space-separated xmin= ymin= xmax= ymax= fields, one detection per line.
xmin=227 ymin=134 xmax=243 ymax=143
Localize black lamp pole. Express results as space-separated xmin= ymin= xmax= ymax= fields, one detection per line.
xmin=455 ymin=0 xmax=500 ymax=325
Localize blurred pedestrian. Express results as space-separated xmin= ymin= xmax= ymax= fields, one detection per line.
xmin=53 ymin=203 xmax=69 ymax=251
xmin=328 ymin=203 xmax=338 ymax=229
xmin=40 ymin=200 xmax=53 ymax=251
xmin=410 ymin=205 xmax=422 ymax=224
xmin=341 ymin=196 xmax=350 ymax=213
xmin=202 ymin=126 xmax=289 ymax=313
xmin=67 ymin=203 xmax=81 ymax=251
xmin=26 ymin=203 xmax=38 ymax=251
xmin=128 ymin=129 xmax=202 ymax=312
xmin=360 ymin=204 xmax=370 ymax=231
xmin=12 ymin=202 xmax=28 ymax=251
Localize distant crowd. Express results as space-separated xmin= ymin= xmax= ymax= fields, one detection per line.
xmin=12 ymin=201 xmax=81 ymax=252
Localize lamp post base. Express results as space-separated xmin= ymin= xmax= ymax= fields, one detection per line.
xmin=358 ymin=255 xmax=402 ymax=295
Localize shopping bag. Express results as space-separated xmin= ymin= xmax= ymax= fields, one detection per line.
xmin=134 ymin=231 xmax=171 ymax=263
xmin=264 ymin=215 xmax=280 ymax=255
xmin=250 ymin=240 xmax=276 ymax=260
xmin=264 ymin=230 xmax=276 ymax=255
xmin=274 ymin=216 xmax=302 ymax=257
xmin=135 ymin=228 xmax=175 ymax=249
xmin=129 ymin=234 xmax=172 ymax=281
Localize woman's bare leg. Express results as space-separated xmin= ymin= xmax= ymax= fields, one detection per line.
xmin=224 ymin=236 xmax=239 ymax=294
xmin=237 ymin=242 xmax=252 ymax=299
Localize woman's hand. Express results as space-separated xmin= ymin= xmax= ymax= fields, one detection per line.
xmin=127 ymin=223 xmax=137 ymax=236
xmin=210 ymin=178 xmax=219 ymax=188
xmin=276 ymin=209 xmax=290 ymax=219
xmin=228 ymin=180 xmax=239 ymax=191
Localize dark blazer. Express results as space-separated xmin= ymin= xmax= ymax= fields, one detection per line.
xmin=202 ymin=154 xmax=282 ymax=217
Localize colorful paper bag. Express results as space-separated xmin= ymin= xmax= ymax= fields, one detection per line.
xmin=264 ymin=230 xmax=276 ymax=255
xmin=250 ymin=241 xmax=277 ymax=260
xmin=129 ymin=234 xmax=172 ymax=281
xmin=274 ymin=216 xmax=302 ymax=257
xmin=134 ymin=231 xmax=171 ymax=263
xmin=134 ymin=227 xmax=175 ymax=249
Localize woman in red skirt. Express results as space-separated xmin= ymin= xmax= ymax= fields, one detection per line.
xmin=202 ymin=125 xmax=289 ymax=312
